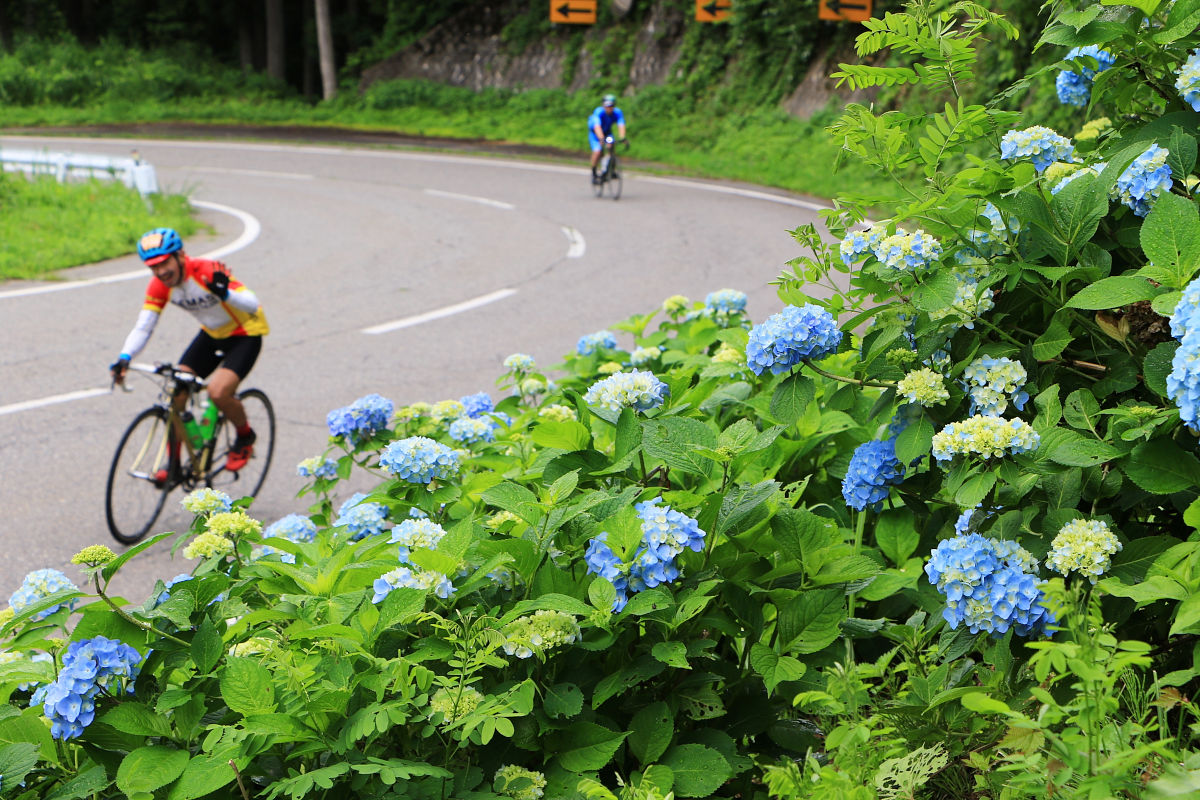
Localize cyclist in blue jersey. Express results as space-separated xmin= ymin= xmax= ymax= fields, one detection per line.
xmin=588 ymin=93 xmax=627 ymax=184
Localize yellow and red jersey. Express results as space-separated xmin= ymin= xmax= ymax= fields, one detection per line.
xmin=142 ymin=257 xmax=269 ymax=338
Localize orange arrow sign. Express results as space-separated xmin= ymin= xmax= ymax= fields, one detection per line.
xmin=550 ymin=0 xmax=597 ymax=24
xmin=819 ymin=0 xmax=871 ymax=22
xmin=696 ymin=0 xmax=732 ymax=22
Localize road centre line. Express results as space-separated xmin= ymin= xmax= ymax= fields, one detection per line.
xmin=1 ymin=136 xmax=834 ymax=210
xmin=423 ymin=188 xmax=514 ymax=210
xmin=361 ymin=288 xmax=518 ymax=335
xmin=562 ymin=227 xmax=586 ymax=258
xmin=0 ymin=199 xmax=260 ymax=301
xmin=182 ymin=165 xmax=314 ymax=180
xmin=0 ymin=387 xmax=109 ymax=417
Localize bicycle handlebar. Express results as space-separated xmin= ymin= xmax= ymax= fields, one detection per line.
xmin=127 ymin=362 xmax=207 ymax=388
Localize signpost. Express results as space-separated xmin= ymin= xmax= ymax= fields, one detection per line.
xmin=696 ymin=0 xmax=732 ymax=22
xmin=550 ymin=0 xmax=597 ymax=24
xmin=818 ymin=0 xmax=871 ymax=22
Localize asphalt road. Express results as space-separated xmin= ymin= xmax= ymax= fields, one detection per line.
xmin=0 ymin=133 xmax=828 ymax=605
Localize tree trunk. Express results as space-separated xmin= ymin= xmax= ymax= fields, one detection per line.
xmin=238 ymin=2 xmax=254 ymax=74
xmin=265 ymin=0 xmax=285 ymax=83
xmin=0 ymin=1 xmax=10 ymax=54
xmin=313 ymin=0 xmax=336 ymax=101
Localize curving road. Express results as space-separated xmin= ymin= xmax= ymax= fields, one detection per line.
xmin=0 ymin=134 xmax=827 ymax=604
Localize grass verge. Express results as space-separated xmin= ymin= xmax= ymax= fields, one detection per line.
xmin=0 ymin=174 xmax=196 ymax=281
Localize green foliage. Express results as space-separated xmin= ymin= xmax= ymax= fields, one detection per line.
xmin=0 ymin=174 xmax=196 ymax=280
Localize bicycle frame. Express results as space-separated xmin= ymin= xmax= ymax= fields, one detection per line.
xmin=124 ymin=362 xmax=222 ymax=485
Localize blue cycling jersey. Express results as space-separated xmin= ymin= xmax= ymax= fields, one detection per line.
xmin=587 ymin=106 xmax=625 ymax=136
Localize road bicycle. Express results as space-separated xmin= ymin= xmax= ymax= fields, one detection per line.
xmin=593 ymin=136 xmax=627 ymax=200
xmin=105 ymin=362 xmax=275 ymax=544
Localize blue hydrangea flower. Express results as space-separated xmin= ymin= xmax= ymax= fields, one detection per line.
xmin=380 ymin=436 xmax=460 ymax=484
xmin=372 ymin=566 xmax=454 ymax=604
xmin=925 ymin=534 xmax=1053 ymax=637
xmin=1175 ymin=48 xmax=1200 ymax=111
xmin=1114 ymin=144 xmax=1172 ymax=217
xmin=447 ymin=416 xmax=497 ymax=444
xmin=1047 ymin=519 xmax=1122 ymax=583
xmin=746 ymin=304 xmax=842 ymax=375
xmin=297 ymin=456 xmax=338 ymax=480
xmin=326 ymin=393 xmax=394 ymax=445
xmin=931 ymin=416 xmax=1041 ymax=461
xmin=583 ymin=370 xmax=669 ymax=412
xmin=460 ymin=392 xmax=494 ymax=418
xmin=961 ymin=356 xmax=1029 ymax=416
xmin=389 ymin=518 xmax=448 ymax=563
xmin=31 ymin=636 xmax=143 ymax=739
xmin=263 ymin=514 xmax=317 ymax=548
xmin=503 ymin=353 xmax=535 ymax=372
xmin=630 ymin=346 xmax=663 ymax=367
xmin=576 ymin=330 xmax=618 ymax=356
xmin=156 ymin=573 xmax=193 ymax=605
xmin=1056 ymin=45 xmax=1116 ymax=106
xmin=1168 ymin=327 xmax=1200 ymax=429
xmin=584 ymin=501 xmax=706 ymax=612
xmin=335 ymin=493 xmax=389 ymax=540
xmin=873 ymin=228 xmax=943 ymax=274
xmin=10 ymin=569 xmax=78 ymax=620
xmin=842 ymin=438 xmax=906 ymax=511
xmin=1000 ymin=127 xmax=1074 ymax=172
xmin=839 ymin=226 xmax=887 ymax=265
xmin=1172 ymin=278 xmax=1200 ymax=340
xmin=705 ymin=289 xmax=747 ymax=313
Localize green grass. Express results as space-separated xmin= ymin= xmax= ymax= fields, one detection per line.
xmin=0 ymin=174 xmax=197 ymax=280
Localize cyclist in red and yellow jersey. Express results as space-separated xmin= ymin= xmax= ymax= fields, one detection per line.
xmin=110 ymin=228 xmax=269 ymax=475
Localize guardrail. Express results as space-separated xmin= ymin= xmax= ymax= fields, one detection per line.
xmin=0 ymin=147 xmax=158 ymax=195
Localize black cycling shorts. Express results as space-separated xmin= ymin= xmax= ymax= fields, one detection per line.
xmin=179 ymin=331 xmax=262 ymax=380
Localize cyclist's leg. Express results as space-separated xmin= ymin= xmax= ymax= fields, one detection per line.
xmin=206 ymin=336 xmax=262 ymax=470
xmin=588 ymin=131 xmax=603 ymax=177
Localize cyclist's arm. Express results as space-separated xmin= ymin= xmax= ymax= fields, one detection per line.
xmin=120 ymin=308 xmax=161 ymax=360
xmin=200 ymin=262 xmax=261 ymax=314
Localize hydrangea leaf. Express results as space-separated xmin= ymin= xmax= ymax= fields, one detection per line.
xmin=661 ymin=743 xmax=732 ymax=797
xmin=1032 ymin=316 xmax=1074 ymax=360
xmin=1141 ymin=193 xmax=1200 ymax=288
xmin=627 ymin=701 xmax=673 ymax=764
xmin=875 ymin=509 xmax=920 ymax=566
xmin=480 ymin=482 xmax=542 ymax=526
xmin=1065 ymin=275 xmax=1159 ymax=310
xmin=651 ymin=641 xmax=690 ymax=669
xmin=894 ymin=412 xmax=933 ymax=465
xmin=1050 ymin=171 xmax=1109 ymax=257
xmin=544 ymin=683 xmax=584 ymax=719
xmin=551 ymin=721 xmax=628 ymax=772
xmin=530 ymin=420 xmax=591 ymax=452
xmin=768 ymin=373 xmax=815 ymax=425
xmin=955 ymin=472 xmax=997 ymax=509
xmin=776 ymin=588 xmax=845 ymax=654
xmin=642 ymin=417 xmax=717 ymax=477
xmin=1049 ymin=437 xmax=1122 ymax=467
xmin=1100 ymin=0 xmax=1161 ymax=18
xmin=749 ymin=643 xmax=807 ymax=695
xmin=1123 ymin=439 xmax=1200 ymax=493
xmin=1144 ymin=341 xmax=1179 ymax=397
xmin=716 ymin=480 xmax=778 ymax=538
xmin=1169 ymin=593 xmax=1200 ymax=636
xmin=116 ymin=746 xmax=189 ymax=796
xmin=1098 ymin=575 xmax=1187 ymax=606
xmin=1154 ymin=0 xmax=1200 ymax=43
xmin=220 ymin=657 xmax=275 ymax=716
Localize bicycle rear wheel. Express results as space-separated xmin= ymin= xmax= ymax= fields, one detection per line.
xmin=205 ymin=388 xmax=275 ymax=502
xmin=105 ymin=407 xmax=173 ymax=544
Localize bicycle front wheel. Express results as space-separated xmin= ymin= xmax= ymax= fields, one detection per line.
xmin=592 ymin=171 xmax=605 ymax=198
xmin=105 ymin=407 xmax=173 ymax=545
xmin=610 ymin=162 xmax=623 ymax=201
xmin=205 ymin=388 xmax=275 ymax=502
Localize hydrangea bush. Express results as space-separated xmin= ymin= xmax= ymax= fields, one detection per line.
xmin=4 ymin=3 xmax=1200 ymax=799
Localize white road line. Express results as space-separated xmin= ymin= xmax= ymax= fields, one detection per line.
xmin=0 ymin=387 xmax=108 ymax=417
xmin=362 ymin=288 xmax=518 ymax=335
xmin=0 ymin=199 xmax=260 ymax=300
xmin=562 ymin=227 xmax=586 ymax=258
xmin=424 ymin=188 xmax=514 ymax=210
xmin=182 ymin=165 xmax=314 ymax=180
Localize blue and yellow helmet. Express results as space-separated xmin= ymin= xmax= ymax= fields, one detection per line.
xmin=137 ymin=227 xmax=183 ymax=266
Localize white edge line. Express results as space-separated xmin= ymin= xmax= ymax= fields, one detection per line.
xmin=562 ymin=227 xmax=586 ymax=259
xmin=0 ymin=199 xmax=260 ymax=300
xmin=183 ymin=165 xmax=314 ymax=180
xmin=0 ymin=387 xmax=108 ymax=417
xmin=424 ymin=188 xmax=514 ymax=210
xmin=362 ymin=288 xmax=518 ymax=335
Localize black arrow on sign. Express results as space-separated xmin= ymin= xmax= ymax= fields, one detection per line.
xmin=825 ymin=0 xmax=867 ymax=12
xmin=700 ymin=0 xmax=732 ymax=18
xmin=557 ymin=2 xmax=593 ymax=17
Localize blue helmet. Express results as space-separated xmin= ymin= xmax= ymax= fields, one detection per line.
xmin=137 ymin=227 xmax=183 ymax=265
xmin=602 ymin=93 xmax=616 ymax=107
